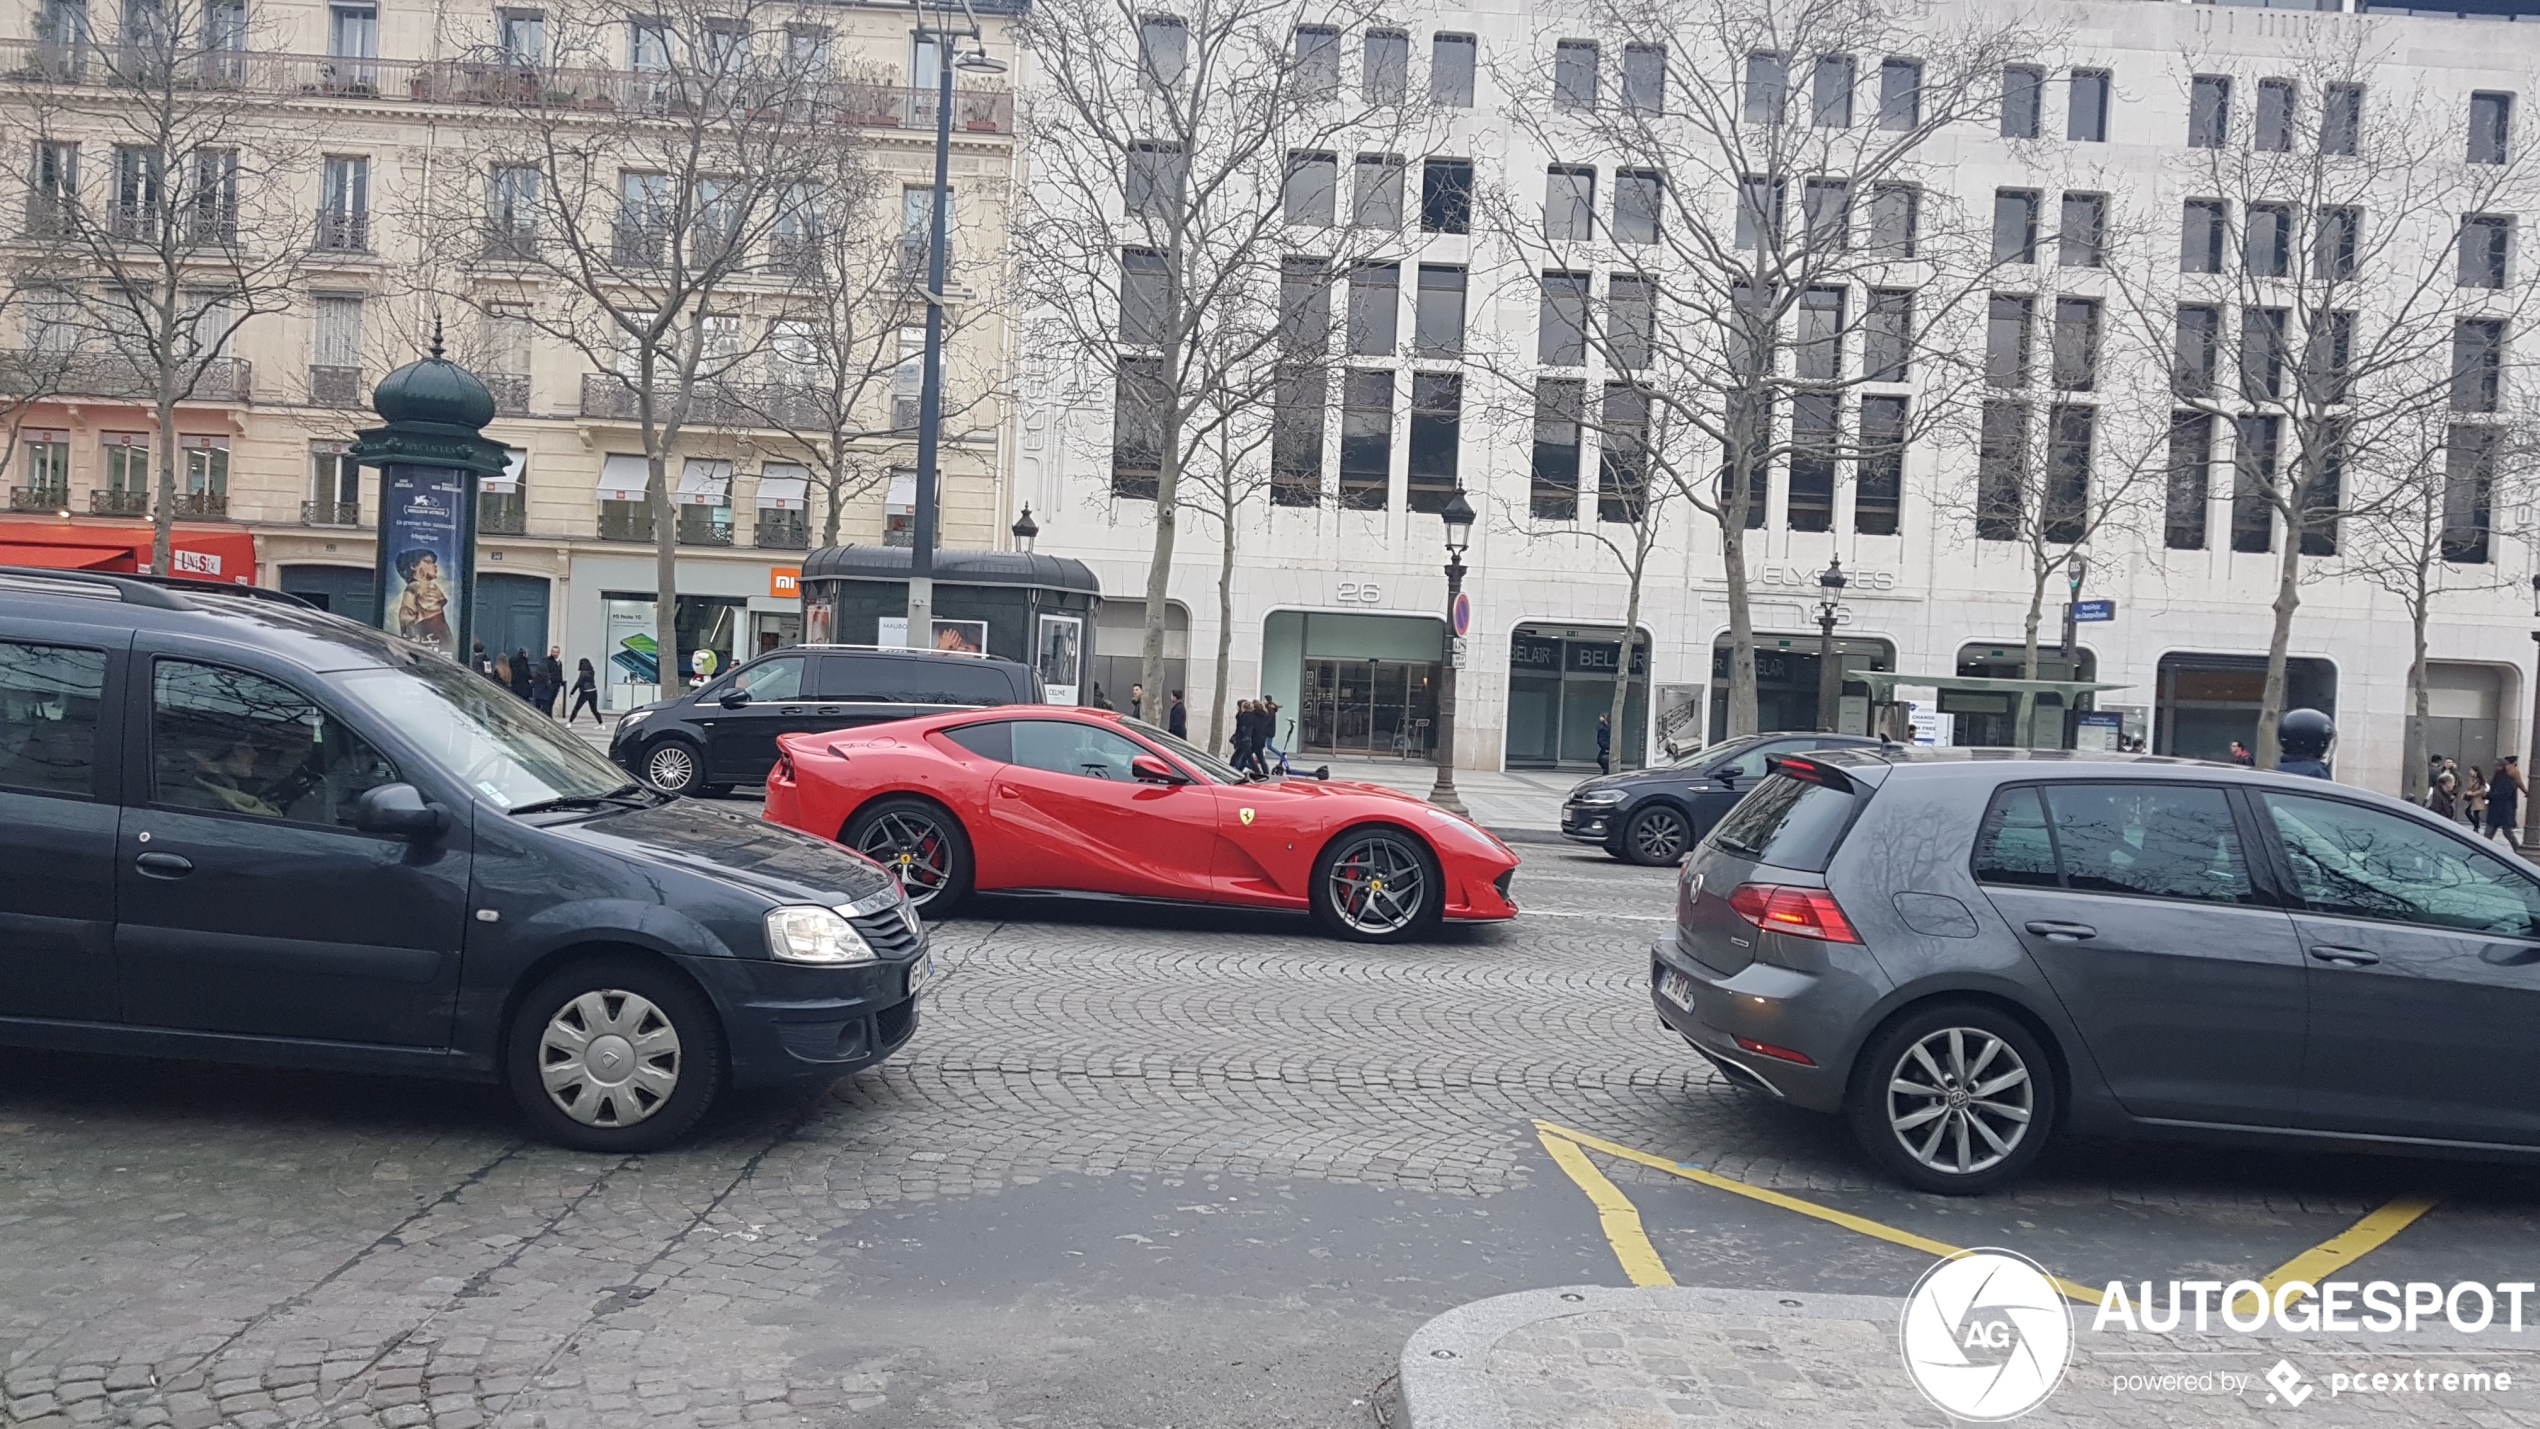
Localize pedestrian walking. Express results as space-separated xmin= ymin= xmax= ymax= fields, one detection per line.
xmin=1248 ymin=696 xmax=1275 ymax=776
xmin=1596 ymin=711 xmax=1612 ymax=774
xmin=1231 ymin=699 xmax=1257 ymax=772
xmin=472 ymin=640 xmax=496 ymax=680
xmin=2228 ymin=740 xmax=2254 ymax=766
xmin=2462 ymin=760 xmax=2489 ymax=830
xmin=567 ymin=658 xmax=602 ymax=724
xmin=530 ymin=648 xmax=559 ymax=715
xmin=508 ymin=647 xmax=534 ymax=701
xmin=1129 ymin=682 xmax=1144 ymax=719
xmin=541 ymin=646 xmax=566 ymax=716
xmin=2429 ymin=757 xmax=2460 ymax=821
xmin=2487 ymin=757 xmax=2525 ymax=846
xmin=1167 ymin=689 xmax=1187 ymax=739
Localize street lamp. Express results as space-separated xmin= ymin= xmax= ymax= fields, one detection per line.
xmin=1011 ymin=504 xmax=1038 ymax=553
xmin=2525 ymin=572 xmax=2540 ymax=849
xmin=1814 ymin=557 xmax=1847 ymax=732
xmin=1429 ymin=486 xmax=1476 ymax=816
xmin=904 ymin=1 xmax=1005 ymax=645
xmin=2060 ymin=552 xmax=2089 ymax=662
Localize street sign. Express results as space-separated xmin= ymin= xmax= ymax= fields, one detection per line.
xmin=1448 ymin=635 xmax=1468 ymax=669
xmin=2070 ymin=599 xmax=2116 ymax=623
xmin=1451 ymin=591 xmax=1472 ymax=637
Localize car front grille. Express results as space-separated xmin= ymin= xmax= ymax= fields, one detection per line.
xmin=1494 ymin=869 xmax=1515 ymax=906
xmin=851 ymin=904 xmax=925 ymax=961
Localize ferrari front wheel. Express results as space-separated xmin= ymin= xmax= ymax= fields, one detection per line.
xmin=1310 ymin=826 xmax=1444 ymax=944
xmin=845 ymin=797 xmax=974 ymax=917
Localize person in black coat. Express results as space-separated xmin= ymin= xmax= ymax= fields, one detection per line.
xmin=1167 ymin=689 xmax=1187 ymax=739
xmin=508 ymin=648 xmax=534 ymax=701
xmin=1230 ymin=699 xmax=1257 ymax=773
xmin=568 ymin=658 xmax=603 ymax=724
xmin=539 ymin=646 xmax=566 ymax=716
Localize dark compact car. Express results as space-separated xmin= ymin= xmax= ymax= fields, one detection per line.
xmin=610 ymin=644 xmax=1041 ymax=796
xmin=1657 ymin=747 xmax=2540 ymax=1194
xmin=0 ymin=568 xmax=928 ymax=1152
xmin=1562 ymin=732 xmax=1884 ymax=864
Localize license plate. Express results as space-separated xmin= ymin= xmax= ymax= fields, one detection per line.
xmin=1658 ymin=969 xmax=1697 ymax=1009
xmin=906 ymin=953 xmax=932 ymax=998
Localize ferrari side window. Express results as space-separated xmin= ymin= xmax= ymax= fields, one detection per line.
xmin=1010 ymin=720 xmax=1147 ymax=781
xmin=941 ymin=721 xmax=1013 ymax=762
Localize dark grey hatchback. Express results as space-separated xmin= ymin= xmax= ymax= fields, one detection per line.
xmin=1657 ymin=747 xmax=2540 ymax=1193
xmin=0 ymin=568 xmax=927 ymax=1151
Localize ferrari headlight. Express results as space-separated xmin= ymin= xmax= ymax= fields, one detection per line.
xmin=1573 ymin=788 xmax=1628 ymax=806
xmin=764 ymin=905 xmax=877 ymax=965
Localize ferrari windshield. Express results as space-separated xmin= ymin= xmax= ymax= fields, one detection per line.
xmin=1124 ymin=718 xmax=1248 ymax=785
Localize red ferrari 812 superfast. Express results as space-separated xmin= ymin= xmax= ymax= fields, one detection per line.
xmin=762 ymin=707 xmax=1519 ymax=942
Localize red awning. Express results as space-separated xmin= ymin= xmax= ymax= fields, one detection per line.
xmin=0 ymin=543 xmax=127 ymax=570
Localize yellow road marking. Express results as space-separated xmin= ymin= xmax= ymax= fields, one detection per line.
xmin=1533 ymin=1119 xmax=2100 ymax=1305
xmin=1536 ymin=1126 xmax=1676 ymax=1286
xmin=2232 ymin=1195 xmax=2441 ymax=1316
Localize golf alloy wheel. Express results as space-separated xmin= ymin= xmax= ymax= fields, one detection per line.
xmin=857 ymin=809 xmax=955 ymax=907
xmin=538 ymin=988 xmax=682 ymax=1129
xmin=1324 ymin=831 xmax=1429 ymax=936
xmin=1883 ymin=1026 xmax=2035 ymax=1177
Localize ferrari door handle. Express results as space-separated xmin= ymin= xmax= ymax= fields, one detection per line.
xmin=135 ymin=852 xmax=194 ymax=878
xmin=2309 ymin=945 xmax=2381 ymax=967
xmin=998 ymin=783 xmax=1021 ymax=797
xmin=2023 ymin=920 xmax=2096 ymax=942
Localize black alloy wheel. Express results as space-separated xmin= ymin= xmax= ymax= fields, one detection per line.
xmin=846 ymin=797 xmax=975 ymax=916
xmin=1619 ymin=804 xmax=1692 ymax=866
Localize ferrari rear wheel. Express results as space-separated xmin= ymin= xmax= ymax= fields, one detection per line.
xmin=1310 ymin=826 xmax=1444 ymax=944
xmin=845 ymin=797 xmax=974 ymax=917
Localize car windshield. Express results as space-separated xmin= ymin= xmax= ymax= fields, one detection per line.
xmin=1669 ymin=736 xmax=1757 ymax=769
xmin=334 ymin=660 xmax=634 ymax=810
xmin=1123 ymin=717 xmax=1248 ymax=785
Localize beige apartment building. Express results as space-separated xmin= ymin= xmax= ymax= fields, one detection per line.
xmin=0 ymin=0 xmax=1017 ymax=709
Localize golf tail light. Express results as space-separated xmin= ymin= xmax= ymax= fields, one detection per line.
xmin=1727 ymin=883 xmax=1860 ymax=943
xmin=1734 ymin=1035 xmax=1816 ymax=1066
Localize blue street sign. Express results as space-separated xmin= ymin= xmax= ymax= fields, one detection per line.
xmin=2070 ymin=599 xmax=2116 ymax=623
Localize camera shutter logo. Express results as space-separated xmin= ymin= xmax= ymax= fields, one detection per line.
xmin=1899 ymin=1249 xmax=2072 ymax=1421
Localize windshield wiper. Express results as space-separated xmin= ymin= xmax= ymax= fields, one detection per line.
xmin=509 ymin=783 xmax=653 ymax=817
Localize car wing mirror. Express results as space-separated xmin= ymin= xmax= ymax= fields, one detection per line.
xmin=1130 ymin=754 xmax=1188 ymax=785
xmin=353 ymin=782 xmax=450 ymax=839
xmin=719 ymin=690 xmax=751 ymax=709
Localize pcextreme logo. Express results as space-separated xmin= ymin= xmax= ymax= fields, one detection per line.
xmin=1900 ymin=1249 xmax=2073 ymax=1421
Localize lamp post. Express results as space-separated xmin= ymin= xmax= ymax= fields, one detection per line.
xmin=904 ymin=4 xmax=1004 ymax=645
xmin=1429 ymin=486 xmax=1475 ymax=816
xmin=1011 ymin=504 xmax=1038 ymax=553
xmin=1814 ymin=557 xmax=1847 ymax=732
xmin=2524 ymin=573 xmax=2540 ymax=850
xmin=2060 ymin=552 xmax=2089 ymax=662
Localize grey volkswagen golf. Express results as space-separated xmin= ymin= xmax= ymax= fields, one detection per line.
xmin=1656 ymin=747 xmax=2540 ymax=1194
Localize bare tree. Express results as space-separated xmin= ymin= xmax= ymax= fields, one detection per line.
xmin=1173 ymin=348 xmax=1277 ymax=750
xmin=2122 ymin=32 xmax=2540 ymax=765
xmin=9 ymin=0 xmax=315 ymax=572
xmin=1487 ymin=0 xmax=2041 ymax=738
xmin=1012 ymin=0 xmax=1432 ymax=713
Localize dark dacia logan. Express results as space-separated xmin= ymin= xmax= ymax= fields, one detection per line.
xmin=0 ymin=568 xmax=927 ymax=1151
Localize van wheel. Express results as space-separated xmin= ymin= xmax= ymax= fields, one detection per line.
xmin=1310 ymin=826 xmax=1443 ymax=943
xmin=642 ymin=737 xmax=707 ymax=796
xmin=1846 ymin=1003 xmax=2055 ymax=1195
xmin=1619 ymin=805 xmax=1691 ymax=865
xmin=846 ymin=797 xmax=974 ymax=916
xmin=507 ymin=957 xmax=724 ymax=1153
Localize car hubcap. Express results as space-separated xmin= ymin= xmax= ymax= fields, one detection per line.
xmin=1633 ymin=811 xmax=1687 ymax=861
xmin=858 ymin=812 xmax=952 ymax=906
xmin=540 ymin=989 xmax=681 ymax=1128
xmin=1327 ymin=834 xmax=1426 ymax=934
xmin=647 ymin=745 xmax=695 ymax=791
xmin=1887 ymin=1027 xmax=2032 ymax=1176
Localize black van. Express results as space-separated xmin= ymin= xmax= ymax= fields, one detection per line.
xmin=0 ymin=568 xmax=926 ymax=1151
xmin=609 ymin=644 xmax=1041 ymax=795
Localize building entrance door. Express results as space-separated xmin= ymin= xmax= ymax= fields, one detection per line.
xmin=1301 ymin=658 xmax=1438 ymax=758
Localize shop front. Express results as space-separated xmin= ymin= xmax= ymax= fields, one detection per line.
xmin=1259 ymin=611 xmax=1444 ymax=759
xmin=0 ymin=518 xmax=255 ymax=585
xmin=570 ymin=552 xmax=807 ymax=712
xmin=1506 ymin=623 xmax=1650 ymax=771
xmin=795 ymin=546 xmax=1103 ymax=704
xmin=1708 ymin=632 xmax=1895 ymax=741
xmin=2154 ymin=653 xmax=2338 ymax=761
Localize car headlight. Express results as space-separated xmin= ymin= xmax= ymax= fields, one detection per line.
xmin=614 ymin=709 xmax=650 ymax=736
xmin=1574 ymin=789 xmax=1627 ymax=806
xmin=764 ymin=905 xmax=878 ymax=965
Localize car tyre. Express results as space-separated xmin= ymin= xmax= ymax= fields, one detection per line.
xmin=1310 ymin=825 xmax=1445 ymax=944
xmin=1846 ymin=1002 xmax=2056 ymax=1196
xmin=642 ymin=737 xmax=708 ymax=796
xmin=506 ymin=956 xmax=725 ymax=1154
xmin=1617 ymin=804 xmax=1692 ymax=866
xmin=845 ymin=796 xmax=975 ymax=917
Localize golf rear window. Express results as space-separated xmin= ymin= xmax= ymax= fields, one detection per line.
xmin=1706 ymin=771 xmax=1857 ymax=872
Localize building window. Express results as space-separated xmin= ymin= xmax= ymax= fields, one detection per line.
xmin=1272 ymin=366 xmax=1326 ymax=506
xmin=2068 ymin=68 xmax=2109 ymax=142
xmin=2306 ymin=309 xmax=2354 ymax=403
xmin=2181 ymin=199 xmax=2227 ymax=274
xmin=497 ymin=8 xmax=545 ymax=67
xmin=1857 ymin=395 xmax=1905 ymax=536
xmin=28 ymin=141 xmax=77 ymax=236
xmin=1353 ymin=153 xmax=1406 ymax=228
xmin=1431 ymin=33 xmax=1475 ymax=107
xmin=1110 ymin=357 xmax=1165 ymax=499
xmin=1419 ymin=158 xmax=1471 ymax=233
xmin=309 ymin=441 xmax=359 ymax=523
xmin=1867 ymin=182 xmax=1916 ymax=258
xmin=1554 ymin=39 xmax=1597 ymax=109
xmin=1993 ymin=189 xmax=2038 ymax=263
xmin=2255 ymin=78 xmax=2296 ymax=153
xmin=2470 ymin=91 xmax=2513 ymax=165
xmin=2051 ymin=297 xmax=2100 ymax=391
xmin=1864 ymin=289 xmax=1911 ymax=382
xmin=1538 ymin=271 xmax=1588 ymax=366
xmin=486 ymin=163 xmax=538 ymax=257
xmin=1338 ymin=369 xmax=1392 ymax=509
xmin=1879 ymin=57 xmax=1921 ymax=130
xmin=2174 ymin=304 xmax=2220 ymax=398
xmin=2462 ymin=214 xmax=2512 ymax=288
xmin=19 ymin=429 xmax=67 ymax=499
xmin=2190 ymin=75 xmax=2231 ymax=149
xmin=2443 ymin=424 xmax=2496 ymax=563
xmin=1413 ymin=264 xmax=1465 ymax=357
xmin=2301 ymin=427 xmax=2341 ymax=557
xmin=1347 ymin=262 xmax=1398 ymax=356
xmin=1795 ymin=286 xmax=1843 ymax=382
xmin=1407 ymin=372 xmax=1460 ymax=512
xmin=781 ymin=23 xmax=829 ymax=77
xmin=1727 ymin=283 xmax=1771 ymax=379
xmin=2002 ymin=64 xmax=2043 ymax=139
xmin=318 ymin=154 xmax=368 ymax=250
xmin=1722 ymin=392 xmax=1769 ymax=529
xmin=1121 ymin=247 xmax=1169 ymax=347
xmin=312 ymin=292 xmax=363 ymax=403
xmin=1986 ymin=294 xmax=2032 ymax=388
xmin=1284 ymin=150 xmax=1336 ymax=226
xmin=2453 ymin=318 xmax=2505 ymax=413
xmin=2244 ymin=202 xmax=2291 ymax=277
xmin=1139 ymin=15 xmax=1186 ymax=89
xmin=179 ymin=434 xmax=227 ymax=501
xmin=1530 ymin=377 xmax=1583 ymax=521
xmin=1622 ymin=43 xmax=1664 ymax=114
xmin=1600 ymin=382 xmax=1649 ymax=524
xmin=2044 ymin=404 xmax=2091 ymax=544
xmin=1976 ymin=401 xmax=2028 ymax=541
xmin=2165 ymin=412 xmax=2211 ymax=550
xmin=1613 ymin=168 xmax=1661 ymax=243
xmin=1364 ymin=29 xmax=1407 ymax=104
xmin=1802 ymin=178 xmax=1849 ymax=252
xmin=1292 ymin=24 xmax=1340 ymax=100
xmin=1606 ymin=275 xmax=1653 ymax=370
xmin=2239 ymin=307 xmax=2287 ymax=401
xmin=2058 ymin=192 xmax=2104 ymax=267
xmin=2321 ymin=83 xmax=2363 ymax=156
xmin=1744 ymin=51 xmax=1786 ymax=124
xmin=103 ymin=432 xmax=148 ymax=500
xmin=2316 ymin=205 xmax=2360 ymax=280
xmin=1735 ymin=174 xmax=1783 ymax=250
xmin=1788 ymin=392 xmax=1838 ymax=532
xmin=1544 ymin=165 xmax=1594 ymax=240
xmin=1126 ymin=142 xmax=1185 ymax=216
xmin=1279 ymin=255 xmax=1331 ymax=357
xmin=2231 ymin=415 xmax=2279 ymax=553
xmin=1813 ymin=54 xmax=1854 ymax=127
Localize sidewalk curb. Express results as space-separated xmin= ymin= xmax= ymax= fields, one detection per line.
xmin=1397 ymin=1284 xmax=1905 ymax=1428
xmin=1484 ymin=827 xmax=1569 ymax=847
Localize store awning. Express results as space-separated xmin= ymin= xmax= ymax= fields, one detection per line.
xmin=0 ymin=542 xmax=125 ymax=570
xmin=597 ymin=454 xmax=650 ymax=503
xmin=1861 ymin=673 xmax=2132 ymax=700
xmin=884 ymin=473 xmax=916 ymax=511
xmin=484 ymin=447 xmax=525 ymax=495
xmin=755 ymin=465 xmax=807 ymax=510
xmin=677 ymin=459 xmax=732 ymax=506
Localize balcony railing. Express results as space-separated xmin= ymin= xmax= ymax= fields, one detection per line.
xmin=301 ymin=498 xmax=359 ymax=525
xmin=314 ymin=210 xmax=370 ymax=252
xmin=0 ymin=42 xmax=1016 ymax=133
xmin=309 ymin=365 xmax=362 ymax=406
xmin=478 ymin=492 xmax=527 ymax=534
xmin=753 ymin=514 xmax=809 ymax=550
xmin=8 ymin=484 xmax=68 ymax=513
xmin=484 ymin=373 xmax=530 ymax=415
xmin=1 ymin=350 xmax=254 ymax=404
xmin=169 ymin=490 xmax=227 ymax=519
xmin=579 ymin=372 xmax=825 ymax=430
xmin=91 ymin=488 xmax=148 ymax=517
xmin=677 ymin=506 xmax=734 ymax=546
xmin=597 ymin=500 xmax=655 ymax=542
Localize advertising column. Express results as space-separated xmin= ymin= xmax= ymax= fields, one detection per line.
xmin=347 ymin=335 xmax=511 ymax=662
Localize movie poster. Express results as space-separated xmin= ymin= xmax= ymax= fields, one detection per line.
xmin=374 ymin=466 xmax=471 ymax=658
xmin=1036 ymin=613 xmax=1082 ymax=705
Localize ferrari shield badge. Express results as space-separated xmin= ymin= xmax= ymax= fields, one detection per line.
xmin=1239 ymin=807 xmax=1256 ymax=825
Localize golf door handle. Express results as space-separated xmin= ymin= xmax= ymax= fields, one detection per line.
xmin=2023 ymin=920 xmax=2097 ymax=942
xmin=2309 ymin=945 xmax=2381 ymax=967
xmin=135 ymin=851 xmax=194 ymax=878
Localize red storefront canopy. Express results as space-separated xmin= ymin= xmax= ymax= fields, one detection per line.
xmin=0 ymin=521 xmax=258 ymax=585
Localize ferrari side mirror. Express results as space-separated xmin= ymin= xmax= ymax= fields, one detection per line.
xmin=1130 ymin=754 xmax=1188 ymax=785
